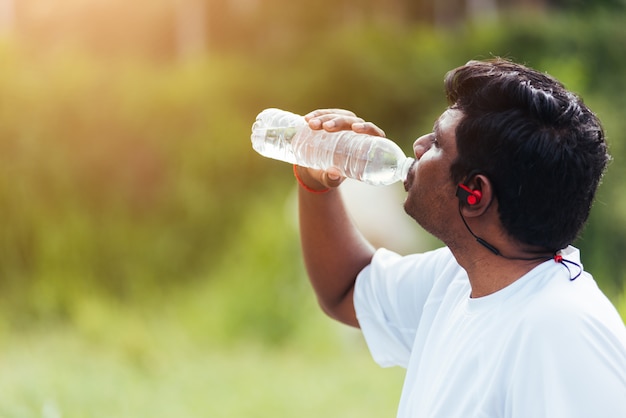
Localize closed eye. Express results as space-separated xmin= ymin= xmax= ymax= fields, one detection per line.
xmin=432 ymin=119 xmax=442 ymax=148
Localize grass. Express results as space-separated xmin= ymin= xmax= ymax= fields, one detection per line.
xmin=0 ymin=299 xmax=405 ymax=418
xmin=1 ymin=289 xmax=624 ymax=418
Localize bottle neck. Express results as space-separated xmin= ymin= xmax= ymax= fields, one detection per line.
xmin=398 ymin=157 xmax=415 ymax=182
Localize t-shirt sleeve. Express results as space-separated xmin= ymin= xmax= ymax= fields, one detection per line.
xmin=353 ymin=247 xmax=451 ymax=368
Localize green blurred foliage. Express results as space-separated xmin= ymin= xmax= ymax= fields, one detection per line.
xmin=0 ymin=8 xmax=625 ymax=348
xmin=0 ymin=5 xmax=624 ymax=415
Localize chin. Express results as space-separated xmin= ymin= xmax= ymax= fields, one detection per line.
xmin=403 ymin=197 xmax=418 ymax=221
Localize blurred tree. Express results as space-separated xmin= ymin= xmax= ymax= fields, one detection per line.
xmin=7 ymin=0 xmax=624 ymax=60
xmin=0 ymin=0 xmax=14 ymax=36
xmin=174 ymin=0 xmax=207 ymax=60
xmin=1 ymin=0 xmax=624 ymax=324
xmin=547 ymin=0 xmax=626 ymax=12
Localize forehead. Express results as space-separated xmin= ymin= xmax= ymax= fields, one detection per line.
xmin=434 ymin=108 xmax=463 ymax=141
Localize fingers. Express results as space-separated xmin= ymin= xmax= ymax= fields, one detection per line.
xmin=304 ymin=109 xmax=386 ymax=138
xmin=295 ymin=108 xmax=386 ymax=190
xmin=304 ymin=109 xmax=357 ymax=119
xmin=352 ymin=121 xmax=386 ymax=138
xmin=322 ymin=167 xmax=345 ymax=188
xmin=296 ymin=165 xmax=345 ymax=191
xmin=306 ymin=111 xmax=363 ymax=132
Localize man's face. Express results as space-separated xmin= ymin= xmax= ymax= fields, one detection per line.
xmin=403 ymin=108 xmax=463 ymax=240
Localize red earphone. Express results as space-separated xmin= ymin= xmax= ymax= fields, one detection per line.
xmin=456 ymin=183 xmax=482 ymax=205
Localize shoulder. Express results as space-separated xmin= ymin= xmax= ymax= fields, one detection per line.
xmin=355 ymin=246 xmax=466 ymax=327
xmin=504 ymin=267 xmax=626 ymax=416
xmin=357 ymin=246 xmax=461 ymax=297
xmin=353 ymin=246 xmax=466 ymax=367
xmin=365 ymin=246 xmax=459 ymax=279
xmin=512 ymin=269 xmax=626 ymax=369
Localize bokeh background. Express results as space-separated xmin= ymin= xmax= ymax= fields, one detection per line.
xmin=0 ymin=0 xmax=625 ymax=416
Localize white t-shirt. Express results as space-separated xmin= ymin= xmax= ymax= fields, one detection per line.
xmin=354 ymin=246 xmax=626 ymax=418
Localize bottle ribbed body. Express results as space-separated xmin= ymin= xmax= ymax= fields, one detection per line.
xmin=251 ymin=108 xmax=414 ymax=186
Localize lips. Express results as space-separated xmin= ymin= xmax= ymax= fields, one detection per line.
xmin=403 ymin=160 xmax=417 ymax=192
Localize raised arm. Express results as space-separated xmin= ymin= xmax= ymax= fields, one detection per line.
xmin=295 ymin=110 xmax=384 ymax=327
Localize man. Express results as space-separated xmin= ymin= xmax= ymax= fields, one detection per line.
xmin=292 ymin=58 xmax=626 ymax=417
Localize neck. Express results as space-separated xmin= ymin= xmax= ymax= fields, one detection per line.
xmin=453 ymin=203 xmax=555 ymax=296
xmin=458 ymin=204 xmax=555 ymax=261
xmin=452 ymin=232 xmax=551 ymax=298
xmin=457 ymin=250 xmax=546 ymax=298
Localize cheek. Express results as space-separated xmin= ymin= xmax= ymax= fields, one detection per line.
xmin=413 ymin=167 xmax=457 ymax=210
xmin=418 ymin=146 xmax=441 ymax=163
xmin=413 ymin=158 xmax=438 ymax=186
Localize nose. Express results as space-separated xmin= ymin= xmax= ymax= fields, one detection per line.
xmin=413 ymin=133 xmax=433 ymax=160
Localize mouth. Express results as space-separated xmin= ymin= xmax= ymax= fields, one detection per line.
xmin=403 ymin=160 xmax=417 ymax=192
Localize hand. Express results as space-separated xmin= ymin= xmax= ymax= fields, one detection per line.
xmin=304 ymin=109 xmax=386 ymax=138
xmin=294 ymin=109 xmax=386 ymax=190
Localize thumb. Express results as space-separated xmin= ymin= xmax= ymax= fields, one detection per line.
xmin=323 ymin=167 xmax=345 ymax=188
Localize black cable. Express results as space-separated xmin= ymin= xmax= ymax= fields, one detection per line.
xmin=457 ymin=203 xmax=581 ymax=280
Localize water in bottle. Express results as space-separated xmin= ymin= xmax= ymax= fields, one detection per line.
xmin=251 ymin=108 xmax=415 ymax=186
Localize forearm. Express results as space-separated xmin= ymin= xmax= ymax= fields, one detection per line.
xmin=298 ymin=184 xmax=375 ymax=327
xmin=293 ymin=109 xmax=383 ymax=327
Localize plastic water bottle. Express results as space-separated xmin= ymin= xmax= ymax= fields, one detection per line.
xmin=251 ymin=108 xmax=415 ymax=186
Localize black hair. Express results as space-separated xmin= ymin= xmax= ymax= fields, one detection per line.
xmin=445 ymin=58 xmax=610 ymax=251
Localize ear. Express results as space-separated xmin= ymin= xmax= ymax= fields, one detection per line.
xmin=458 ymin=174 xmax=494 ymax=218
